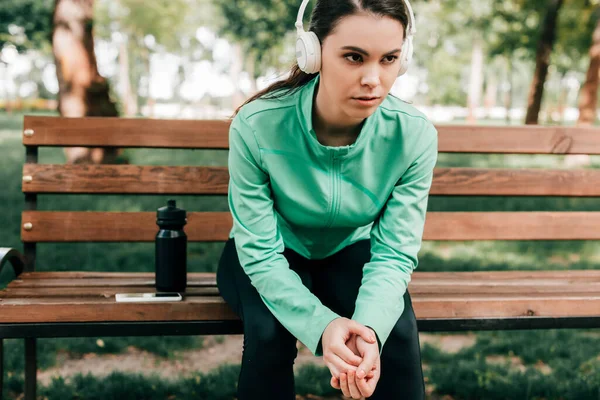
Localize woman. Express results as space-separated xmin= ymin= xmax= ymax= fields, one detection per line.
xmin=216 ymin=0 xmax=437 ymax=398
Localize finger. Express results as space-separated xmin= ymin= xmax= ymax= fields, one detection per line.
xmin=347 ymin=370 xmax=362 ymax=399
xmin=336 ymin=343 xmax=363 ymax=366
xmin=357 ymin=349 xmax=379 ymax=380
xmin=340 ymin=372 xmax=351 ymax=398
xmin=330 ymin=376 xmax=340 ymax=389
xmin=357 ymin=374 xmax=376 ymax=398
xmin=348 ymin=321 xmax=377 ymax=344
xmin=328 ymin=352 xmax=359 ymax=375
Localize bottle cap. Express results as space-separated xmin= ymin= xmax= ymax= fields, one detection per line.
xmin=157 ymin=199 xmax=187 ymax=226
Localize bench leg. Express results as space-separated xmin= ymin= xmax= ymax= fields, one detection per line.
xmin=24 ymin=338 xmax=36 ymax=400
xmin=1 ymin=339 xmax=3 ymax=400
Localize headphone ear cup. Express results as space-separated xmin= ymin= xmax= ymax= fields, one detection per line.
xmin=296 ymin=31 xmax=321 ymax=74
xmin=398 ymin=36 xmax=413 ymax=76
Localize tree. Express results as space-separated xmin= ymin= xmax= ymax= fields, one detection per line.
xmin=95 ymin=0 xmax=193 ymax=116
xmin=216 ymin=0 xmax=306 ymax=91
xmin=52 ymin=0 xmax=119 ymax=163
xmin=488 ymin=0 xmax=540 ymax=122
xmin=577 ymin=6 xmax=600 ymax=125
xmin=524 ymin=0 xmax=564 ymax=124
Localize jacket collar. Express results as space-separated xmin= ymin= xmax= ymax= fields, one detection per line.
xmin=296 ymin=73 xmax=377 ymax=157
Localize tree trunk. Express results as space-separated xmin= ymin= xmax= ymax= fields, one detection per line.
xmin=229 ymin=43 xmax=245 ymax=110
xmin=524 ymin=0 xmax=564 ymax=125
xmin=557 ymin=73 xmax=567 ymax=125
xmin=505 ymin=53 xmax=513 ymax=125
xmin=466 ymin=34 xmax=484 ymax=124
xmin=577 ymin=12 xmax=600 ymax=126
xmin=119 ymin=36 xmax=137 ymax=117
xmin=52 ymin=0 xmax=120 ymax=164
xmin=483 ymin=72 xmax=497 ymax=118
xmin=246 ymin=52 xmax=258 ymax=94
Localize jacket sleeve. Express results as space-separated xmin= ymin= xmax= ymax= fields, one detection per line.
xmin=227 ymin=112 xmax=340 ymax=356
xmin=351 ymin=126 xmax=438 ymax=353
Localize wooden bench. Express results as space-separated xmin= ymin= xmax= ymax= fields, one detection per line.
xmin=2 ymin=116 xmax=600 ymax=400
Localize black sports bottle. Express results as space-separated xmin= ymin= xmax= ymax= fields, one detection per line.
xmin=155 ymin=199 xmax=187 ymax=293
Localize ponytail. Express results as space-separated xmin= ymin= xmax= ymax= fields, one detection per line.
xmin=232 ymin=64 xmax=318 ymax=117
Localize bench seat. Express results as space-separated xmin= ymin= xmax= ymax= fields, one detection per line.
xmin=2 ymin=271 xmax=600 ymax=337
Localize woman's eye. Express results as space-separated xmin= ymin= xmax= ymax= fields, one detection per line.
xmin=383 ymin=56 xmax=398 ymax=64
xmin=344 ymin=53 xmax=362 ymax=63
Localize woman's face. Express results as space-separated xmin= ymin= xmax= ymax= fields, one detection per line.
xmin=318 ymin=12 xmax=405 ymax=124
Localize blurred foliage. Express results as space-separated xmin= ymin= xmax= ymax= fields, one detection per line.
xmin=0 ymin=0 xmax=53 ymax=52
xmin=2 ymin=0 xmax=600 ymax=109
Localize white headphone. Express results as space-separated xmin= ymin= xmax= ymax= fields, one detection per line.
xmin=295 ymin=0 xmax=416 ymax=76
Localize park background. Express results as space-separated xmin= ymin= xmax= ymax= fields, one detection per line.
xmin=2 ymin=0 xmax=600 ymax=398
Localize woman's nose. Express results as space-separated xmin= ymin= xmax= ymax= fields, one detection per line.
xmin=360 ymin=69 xmax=381 ymax=87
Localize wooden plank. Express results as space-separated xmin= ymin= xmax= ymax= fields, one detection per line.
xmin=437 ymin=125 xmax=600 ymax=154
xmin=9 ymin=278 xmax=211 ymax=288
xmin=1 ymin=287 xmax=221 ymax=298
xmin=17 ymin=272 xmax=216 ymax=280
xmin=414 ymin=296 xmax=600 ymax=318
xmin=22 ymin=164 xmax=228 ymax=195
xmin=23 ymin=117 xmax=600 ymax=154
xmin=423 ymin=212 xmax=600 ymax=240
xmin=412 ymin=270 xmax=600 ymax=280
xmin=1 ymin=294 xmax=599 ymax=323
xmin=20 ymin=211 xmax=600 ymax=242
xmin=5 ymin=284 xmax=600 ymax=298
xmin=21 ymin=211 xmax=232 ymax=242
xmin=23 ymin=116 xmax=230 ymax=149
xmin=430 ymin=168 xmax=600 ymax=196
xmin=22 ymin=165 xmax=600 ymax=197
xmin=16 ymin=270 xmax=600 ymax=282
xmin=0 ymin=297 xmax=238 ymax=323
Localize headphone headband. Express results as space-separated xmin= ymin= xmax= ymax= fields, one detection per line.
xmin=295 ymin=0 xmax=416 ymax=37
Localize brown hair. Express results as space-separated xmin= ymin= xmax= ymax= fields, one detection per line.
xmin=232 ymin=0 xmax=409 ymax=117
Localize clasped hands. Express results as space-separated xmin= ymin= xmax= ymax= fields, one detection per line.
xmin=321 ymin=317 xmax=381 ymax=399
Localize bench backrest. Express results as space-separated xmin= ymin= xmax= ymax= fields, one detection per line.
xmin=20 ymin=116 xmax=600 ymax=272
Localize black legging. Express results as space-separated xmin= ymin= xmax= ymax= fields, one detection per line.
xmin=216 ymin=238 xmax=425 ymax=400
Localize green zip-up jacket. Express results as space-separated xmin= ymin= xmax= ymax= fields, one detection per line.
xmin=227 ymin=74 xmax=438 ymax=356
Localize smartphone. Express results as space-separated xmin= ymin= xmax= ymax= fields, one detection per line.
xmin=115 ymin=292 xmax=183 ymax=303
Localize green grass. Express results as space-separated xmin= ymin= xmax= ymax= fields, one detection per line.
xmin=1 ymin=112 xmax=600 ymax=399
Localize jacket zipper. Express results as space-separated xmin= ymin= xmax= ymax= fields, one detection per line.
xmin=326 ymin=153 xmax=341 ymax=227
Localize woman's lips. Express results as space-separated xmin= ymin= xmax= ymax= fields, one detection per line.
xmin=352 ymin=97 xmax=380 ymax=106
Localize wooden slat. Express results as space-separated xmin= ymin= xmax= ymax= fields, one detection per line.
xmin=17 ymin=271 xmax=216 ymax=280
xmin=0 ymin=297 xmax=237 ymax=323
xmin=6 ymin=280 xmax=600 ymax=297
xmin=1 ymin=294 xmax=599 ymax=323
xmin=9 ymin=271 xmax=600 ymax=289
xmin=22 ymin=165 xmax=600 ymax=197
xmin=1 ymin=287 xmax=221 ymax=298
xmin=23 ymin=117 xmax=600 ymax=154
xmin=21 ymin=211 xmax=232 ymax=242
xmin=22 ymin=164 xmax=229 ymax=194
xmin=20 ymin=211 xmax=600 ymax=242
xmin=430 ymin=168 xmax=600 ymax=196
xmin=437 ymin=125 xmax=600 ymax=154
xmin=23 ymin=116 xmax=230 ymax=149
xmin=6 ymin=286 xmax=600 ymax=298
xmin=17 ymin=270 xmax=600 ymax=282
xmin=423 ymin=212 xmax=600 ymax=240
xmin=413 ymin=296 xmax=600 ymax=318
xmin=9 ymin=278 xmax=206 ymax=288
